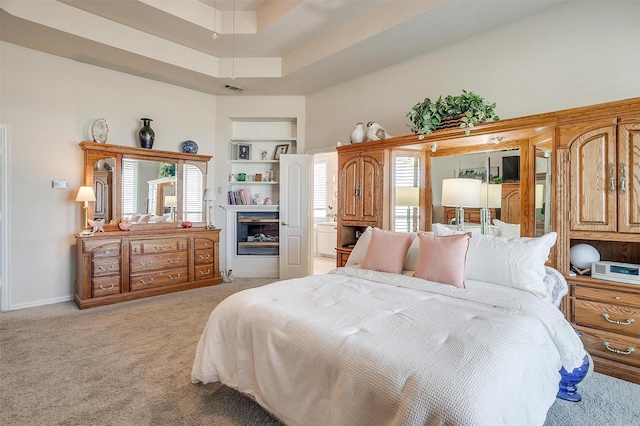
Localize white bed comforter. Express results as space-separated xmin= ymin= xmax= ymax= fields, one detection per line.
xmin=192 ymin=267 xmax=586 ymax=426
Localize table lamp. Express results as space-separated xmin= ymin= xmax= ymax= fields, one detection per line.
xmin=164 ymin=195 xmax=177 ymax=222
xmin=480 ymin=183 xmax=502 ymax=234
xmin=75 ymin=186 xmax=96 ymax=234
xmin=441 ymin=178 xmax=481 ymax=231
xmin=203 ymin=188 xmax=217 ymax=229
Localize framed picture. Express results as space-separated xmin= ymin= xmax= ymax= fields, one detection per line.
xmin=458 ymin=166 xmax=499 ymax=182
xmin=237 ymin=144 xmax=252 ymax=160
xmin=273 ymin=144 xmax=289 ymax=160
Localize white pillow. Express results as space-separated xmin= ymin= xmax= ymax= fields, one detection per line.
xmin=432 ymin=223 xmax=457 ymax=236
xmin=345 ymin=226 xmax=425 ymax=271
xmin=403 ymin=233 xmax=432 ymax=271
xmin=465 ymin=232 xmax=557 ymax=298
xmin=345 ymin=226 xmax=373 ymax=266
xmin=493 ymin=219 xmax=521 ymax=239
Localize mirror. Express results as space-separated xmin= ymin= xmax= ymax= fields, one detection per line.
xmin=535 ymin=147 xmax=552 ymax=236
xmin=392 ymin=151 xmax=421 ymax=233
xmin=431 ymin=149 xmax=521 ymax=235
xmin=92 ymin=157 xmax=116 ymax=224
xmin=123 ymin=159 xmax=178 ymax=223
xmin=183 ymin=163 xmax=205 ymax=222
xmin=80 ymin=141 xmax=211 ymax=231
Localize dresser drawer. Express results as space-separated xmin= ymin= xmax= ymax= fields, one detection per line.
xmin=82 ymin=239 xmax=121 ymax=254
xmin=130 ymin=238 xmax=188 ymax=255
xmin=575 ymin=286 xmax=640 ymax=309
xmin=92 ymin=258 xmax=120 ymax=277
xmin=195 ymin=248 xmax=214 ymax=265
xmin=91 ymin=276 xmax=121 ymax=298
xmin=574 ymin=299 xmax=640 ymax=337
xmin=194 ymin=238 xmax=217 ymax=250
xmin=130 ymin=268 xmax=189 ymax=291
xmin=130 ymin=252 xmax=188 ymax=273
xmin=577 ymin=326 xmax=640 ymax=368
xmin=194 ymin=264 xmax=215 ymax=280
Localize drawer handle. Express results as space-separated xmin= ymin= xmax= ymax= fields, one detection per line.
xmin=167 ymin=258 xmax=181 ymax=264
xmin=98 ymin=284 xmax=115 ymax=291
xmin=99 ymin=264 xmax=115 ymax=271
xmin=168 ymin=274 xmax=181 ymax=280
xmin=139 ymin=261 xmax=154 ymax=267
xmin=154 ymin=244 xmax=169 ymax=250
xmin=602 ymin=341 xmax=635 ymax=356
xmin=140 ymin=278 xmax=154 ymax=285
xmin=202 ymin=242 xmax=209 ymax=247
xmin=199 ymin=254 xmax=210 ymax=260
xmin=199 ymin=269 xmax=211 ymax=276
xmin=602 ymin=313 xmax=635 ymax=326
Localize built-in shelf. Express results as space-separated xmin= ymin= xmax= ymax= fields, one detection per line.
xmin=221 ymin=205 xmax=279 ymax=212
xmin=228 ymin=181 xmax=279 ymax=185
xmin=239 ymin=242 xmax=280 ymax=247
xmin=229 ymin=160 xmax=279 ymax=164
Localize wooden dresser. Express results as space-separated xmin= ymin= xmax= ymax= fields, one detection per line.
xmin=75 ymin=228 xmax=220 ymax=309
xmin=556 ymin=98 xmax=640 ymax=384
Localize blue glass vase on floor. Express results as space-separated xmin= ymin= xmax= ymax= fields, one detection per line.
xmin=557 ymin=331 xmax=592 ymax=401
xmin=139 ymin=118 xmax=155 ymax=149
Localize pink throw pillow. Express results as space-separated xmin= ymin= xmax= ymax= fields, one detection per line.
xmin=360 ymin=228 xmax=415 ymax=274
xmin=413 ymin=233 xmax=472 ymax=288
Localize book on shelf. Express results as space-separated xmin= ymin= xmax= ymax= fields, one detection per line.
xmin=227 ymin=188 xmax=252 ymax=205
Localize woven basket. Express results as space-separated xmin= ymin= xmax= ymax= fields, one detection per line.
xmin=435 ymin=114 xmax=465 ymax=130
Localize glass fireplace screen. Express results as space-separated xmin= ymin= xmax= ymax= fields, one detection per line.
xmin=236 ymin=211 xmax=279 ymax=256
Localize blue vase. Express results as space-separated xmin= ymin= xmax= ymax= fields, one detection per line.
xmin=139 ymin=118 xmax=155 ymax=149
xmin=557 ymin=331 xmax=591 ymax=402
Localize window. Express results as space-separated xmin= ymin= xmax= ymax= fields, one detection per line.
xmin=183 ymin=164 xmax=203 ymax=222
xmin=122 ymin=158 xmax=138 ymax=216
xmin=314 ymin=158 xmax=327 ymax=220
xmin=394 ymin=155 xmax=420 ymax=232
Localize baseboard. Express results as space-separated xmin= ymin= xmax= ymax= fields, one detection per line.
xmin=7 ymin=295 xmax=74 ymax=311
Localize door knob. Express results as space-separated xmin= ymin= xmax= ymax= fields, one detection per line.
xmin=281 ymin=221 xmax=288 ymax=226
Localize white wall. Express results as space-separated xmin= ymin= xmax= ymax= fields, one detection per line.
xmin=0 ymin=42 xmax=218 ymax=310
xmin=304 ymin=2 xmax=640 ymax=153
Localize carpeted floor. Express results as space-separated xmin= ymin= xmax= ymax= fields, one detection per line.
xmin=1 ymin=278 xmax=639 ymax=426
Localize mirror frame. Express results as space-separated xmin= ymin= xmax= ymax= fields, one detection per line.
xmin=80 ymin=141 xmax=212 ymax=231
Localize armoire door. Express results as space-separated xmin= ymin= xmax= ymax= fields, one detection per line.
xmin=569 ymin=126 xmax=617 ymax=232
xmin=339 ymin=155 xmax=360 ymax=221
xmin=617 ymin=121 xmax=640 ymax=233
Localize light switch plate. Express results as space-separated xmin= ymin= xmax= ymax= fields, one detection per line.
xmin=52 ymin=180 xmax=68 ymax=189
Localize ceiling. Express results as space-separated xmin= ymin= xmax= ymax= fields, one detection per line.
xmin=0 ymin=0 xmax=566 ymax=96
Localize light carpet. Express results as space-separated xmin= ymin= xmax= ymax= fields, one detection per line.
xmin=1 ymin=278 xmax=638 ymax=426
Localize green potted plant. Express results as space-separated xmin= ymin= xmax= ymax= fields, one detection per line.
xmin=406 ymin=90 xmax=499 ymax=135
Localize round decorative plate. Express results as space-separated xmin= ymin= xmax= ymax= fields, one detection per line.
xmin=181 ymin=140 xmax=198 ymax=154
xmin=91 ymin=118 xmax=109 ymax=143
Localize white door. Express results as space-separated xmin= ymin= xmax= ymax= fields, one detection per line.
xmin=0 ymin=124 xmax=8 ymax=311
xmin=279 ymin=154 xmax=311 ymax=279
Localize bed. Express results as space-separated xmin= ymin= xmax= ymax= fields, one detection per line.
xmin=192 ymin=227 xmax=587 ymax=426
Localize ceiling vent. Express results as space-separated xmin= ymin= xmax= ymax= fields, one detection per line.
xmin=222 ymin=84 xmax=245 ymax=92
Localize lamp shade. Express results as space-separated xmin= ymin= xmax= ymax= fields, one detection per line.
xmin=480 ymin=183 xmax=502 ymax=208
xmin=75 ymin=186 xmax=96 ymax=202
xmin=203 ymin=188 xmax=217 ymax=201
xmin=441 ymin=178 xmax=481 ymax=207
xmin=535 ymin=184 xmax=545 ymax=209
xmin=164 ymin=195 xmax=177 ymax=207
xmin=396 ymin=187 xmax=419 ymax=206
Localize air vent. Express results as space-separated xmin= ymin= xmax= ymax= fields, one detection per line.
xmin=222 ymin=84 xmax=245 ymax=92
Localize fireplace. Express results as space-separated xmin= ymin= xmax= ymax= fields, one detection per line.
xmin=236 ymin=211 xmax=279 ymax=256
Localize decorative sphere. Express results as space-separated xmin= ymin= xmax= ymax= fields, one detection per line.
xmin=570 ymin=244 xmax=600 ymax=269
